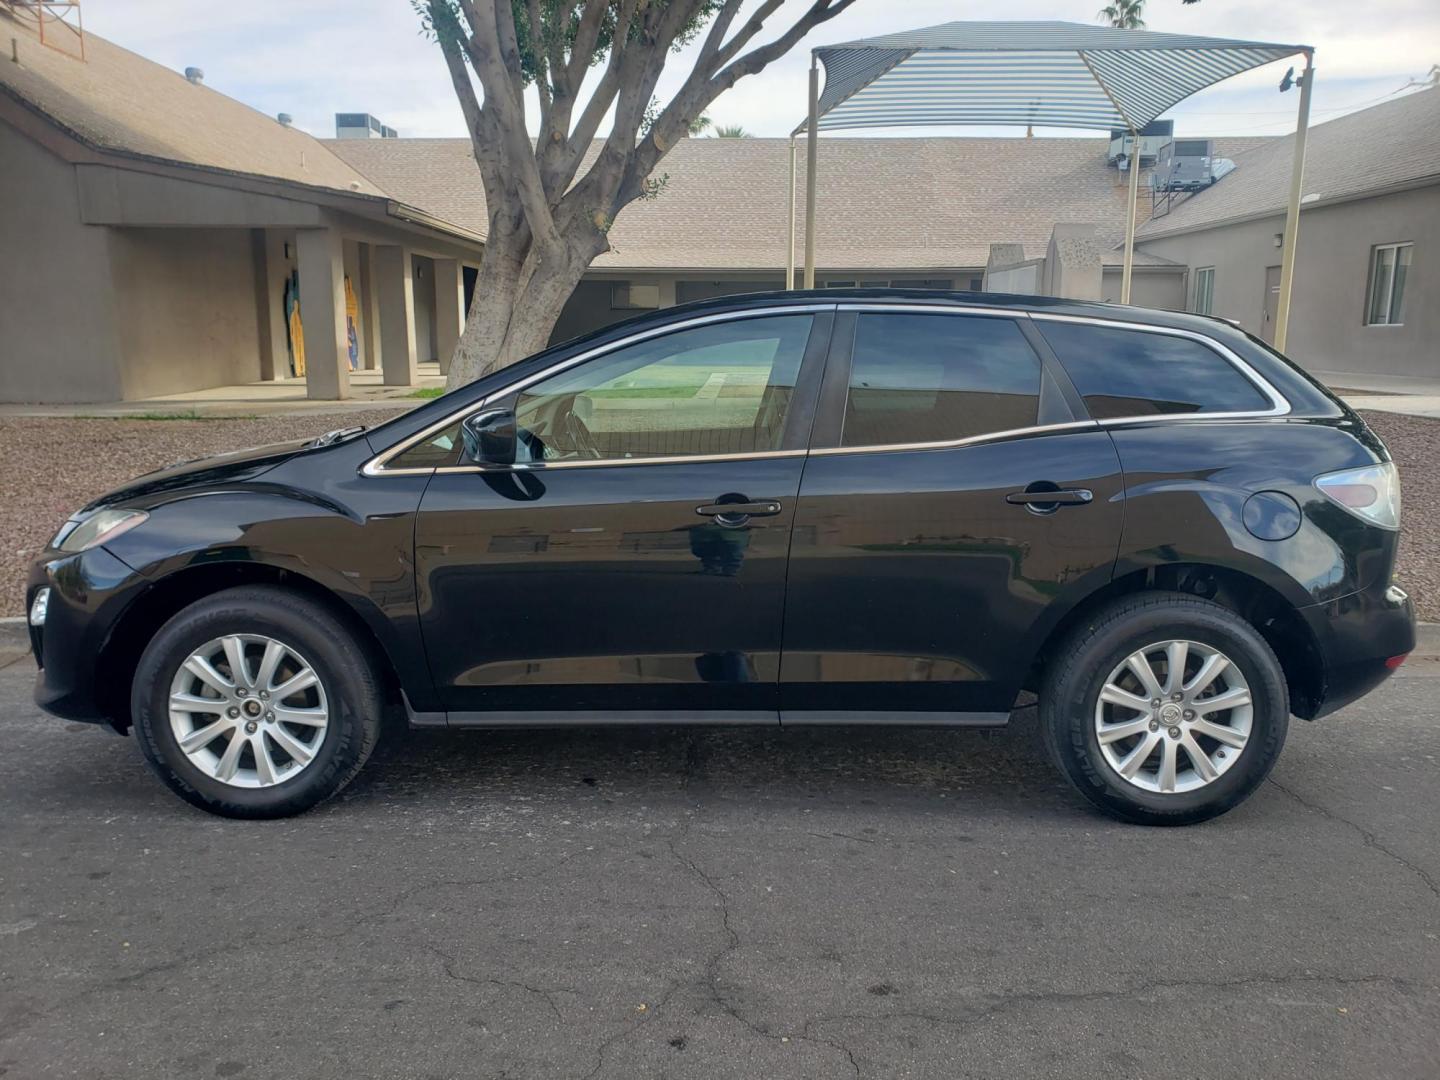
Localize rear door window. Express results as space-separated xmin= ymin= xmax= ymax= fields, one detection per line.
xmin=1036 ymin=321 xmax=1271 ymax=418
xmin=841 ymin=314 xmax=1042 ymax=447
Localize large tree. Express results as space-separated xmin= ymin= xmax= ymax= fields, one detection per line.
xmin=421 ymin=0 xmax=859 ymax=387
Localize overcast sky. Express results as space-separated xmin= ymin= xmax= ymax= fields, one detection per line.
xmin=85 ymin=0 xmax=1437 ymax=141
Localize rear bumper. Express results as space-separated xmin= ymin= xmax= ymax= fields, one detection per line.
xmin=1301 ymin=582 xmax=1416 ymax=719
xmin=27 ymin=546 xmax=147 ymax=730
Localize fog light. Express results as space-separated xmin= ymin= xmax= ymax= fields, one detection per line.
xmin=29 ymin=587 xmax=49 ymax=627
xmin=1385 ymin=653 xmax=1409 ymax=670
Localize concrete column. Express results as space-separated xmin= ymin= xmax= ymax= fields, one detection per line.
xmin=374 ymin=244 xmax=418 ymax=387
xmin=358 ymin=243 xmax=381 ymax=371
xmin=251 ymin=229 xmax=279 ymax=382
xmin=254 ymin=229 xmax=294 ymax=381
xmin=433 ymin=258 xmax=464 ymax=376
xmin=341 ymin=237 xmax=363 ymax=370
xmin=296 ymin=227 xmax=350 ymax=400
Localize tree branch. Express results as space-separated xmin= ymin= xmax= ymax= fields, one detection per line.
xmin=623 ymin=0 xmax=860 ymax=204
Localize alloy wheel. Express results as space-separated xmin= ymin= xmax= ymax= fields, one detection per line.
xmin=1093 ymin=639 xmax=1253 ymax=794
xmin=168 ymin=634 xmax=330 ymax=788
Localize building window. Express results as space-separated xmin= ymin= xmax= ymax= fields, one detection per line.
xmin=610 ymin=283 xmax=661 ymax=310
xmin=1366 ymin=243 xmax=1412 ymax=326
xmin=1192 ymin=267 xmax=1215 ymax=315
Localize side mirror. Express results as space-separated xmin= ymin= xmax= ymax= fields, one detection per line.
xmin=461 ymin=407 xmax=517 ymax=466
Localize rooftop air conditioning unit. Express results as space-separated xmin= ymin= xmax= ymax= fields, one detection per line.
xmin=1107 ymin=120 xmax=1174 ymax=167
xmin=1154 ymin=138 xmax=1234 ymax=192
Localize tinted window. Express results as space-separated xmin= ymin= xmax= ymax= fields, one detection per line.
xmin=513 ymin=315 xmax=813 ymax=461
xmin=842 ymin=314 xmax=1041 ymax=447
xmin=1037 ymin=322 xmax=1270 ymax=418
xmin=389 ymin=421 xmax=462 ymax=469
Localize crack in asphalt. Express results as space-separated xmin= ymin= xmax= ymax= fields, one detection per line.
xmin=1268 ymin=777 xmax=1440 ymax=901
xmin=664 ymin=838 xmax=862 ymax=1079
xmin=423 ymin=942 xmax=572 ymax=1023
xmin=802 ymin=971 xmax=1436 ymax=1039
xmin=0 ymin=846 xmax=598 ymax=1042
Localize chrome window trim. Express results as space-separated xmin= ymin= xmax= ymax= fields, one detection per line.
xmin=361 ymin=304 xmax=835 ymax=477
xmin=809 ymin=419 xmax=1100 ymax=458
xmin=1026 ymin=311 xmax=1292 ymax=422
xmin=836 ymin=303 xmax=1025 ymax=319
xmin=433 ymin=448 xmax=810 ymax=474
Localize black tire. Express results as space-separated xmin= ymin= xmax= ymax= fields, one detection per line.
xmin=131 ymin=586 xmax=383 ymax=819
xmin=1041 ymin=592 xmax=1289 ymax=826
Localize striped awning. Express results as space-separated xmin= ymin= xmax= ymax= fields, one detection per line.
xmin=804 ymin=21 xmax=1308 ymax=133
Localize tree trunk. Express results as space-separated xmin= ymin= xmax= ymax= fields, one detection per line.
xmin=446 ymin=235 xmax=595 ymax=389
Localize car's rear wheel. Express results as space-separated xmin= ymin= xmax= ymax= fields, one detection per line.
xmin=131 ymin=586 xmax=383 ymax=818
xmin=1041 ymin=592 xmax=1289 ymax=826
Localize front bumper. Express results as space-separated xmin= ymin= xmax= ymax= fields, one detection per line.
xmin=27 ymin=545 xmax=148 ymax=729
xmin=1300 ymin=581 xmax=1416 ymax=719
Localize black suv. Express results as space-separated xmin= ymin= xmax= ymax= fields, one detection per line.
xmin=27 ymin=291 xmax=1414 ymax=823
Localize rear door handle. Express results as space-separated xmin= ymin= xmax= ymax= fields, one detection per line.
xmin=1005 ymin=486 xmax=1093 ymax=510
xmin=696 ymin=500 xmax=783 ymax=518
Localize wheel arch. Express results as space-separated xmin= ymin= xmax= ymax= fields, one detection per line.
xmin=1025 ymin=562 xmax=1325 ymax=719
xmin=95 ymin=562 xmax=407 ymax=732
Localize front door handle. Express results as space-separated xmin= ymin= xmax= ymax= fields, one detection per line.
xmin=696 ymin=499 xmax=783 ymax=526
xmin=1005 ymin=485 xmax=1093 ymax=512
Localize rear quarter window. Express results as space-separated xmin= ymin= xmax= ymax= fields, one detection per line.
xmin=1036 ymin=321 xmax=1271 ymax=418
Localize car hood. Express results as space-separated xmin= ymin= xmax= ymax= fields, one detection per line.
xmin=83 ymin=439 xmax=312 ymax=511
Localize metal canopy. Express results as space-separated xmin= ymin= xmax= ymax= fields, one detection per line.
xmin=805 ymin=21 xmax=1306 ymax=133
xmin=789 ymin=21 xmax=1315 ymax=347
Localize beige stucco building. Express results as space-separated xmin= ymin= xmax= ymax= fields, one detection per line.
xmin=0 ymin=8 xmax=483 ymax=405
xmin=1134 ymin=89 xmax=1438 ymax=387
xmin=2 ymin=8 xmax=1435 ymax=405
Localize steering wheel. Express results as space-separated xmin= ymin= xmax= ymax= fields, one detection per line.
xmin=560 ymin=400 xmax=603 ymax=460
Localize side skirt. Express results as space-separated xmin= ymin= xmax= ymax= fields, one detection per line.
xmin=405 ymin=705 xmax=1012 ymax=729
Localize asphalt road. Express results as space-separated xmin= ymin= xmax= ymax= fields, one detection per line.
xmin=2 ymin=649 xmax=1438 ymax=1080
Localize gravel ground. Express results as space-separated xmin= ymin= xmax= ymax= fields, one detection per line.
xmin=1362 ymin=410 xmax=1440 ymax=621
xmin=3 ymin=408 xmax=1437 ymax=620
xmin=0 ymin=410 xmax=408 ymax=615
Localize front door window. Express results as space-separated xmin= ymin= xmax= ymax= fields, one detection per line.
xmin=511 ymin=315 xmax=815 ymax=463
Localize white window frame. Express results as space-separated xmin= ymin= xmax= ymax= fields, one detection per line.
xmin=1365 ymin=242 xmax=1413 ymax=327
xmin=1191 ymin=267 xmax=1215 ymax=316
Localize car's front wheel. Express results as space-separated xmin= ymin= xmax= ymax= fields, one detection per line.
xmin=1041 ymin=592 xmax=1289 ymax=826
xmin=131 ymin=586 xmax=383 ymax=818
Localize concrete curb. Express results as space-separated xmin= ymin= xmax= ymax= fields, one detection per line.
xmin=3 ymin=616 xmax=1439 ymax=659
xmin=1 ymin=617 xmax=30 ymax=652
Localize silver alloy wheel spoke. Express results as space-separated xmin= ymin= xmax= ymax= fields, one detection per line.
xmin=1097 ymin=716 xmax=1152 ymax=744
xmin=1094 ymin=638 xmax=1254 ymax=795
xmin=1190 ymin=717 xmax=1247 ymax=749
xmin=1125 ymin=651 xmax=1165 ymax=700
xmin=168 ymin=634 xmax=330 ymax=790
xmin=1163 ymin=641 xmax=1189 ymax=695
xmin=184 ymin=655 xmax=234 ymax=695
xmin=178 ymin=716 xmax=235 ymax=753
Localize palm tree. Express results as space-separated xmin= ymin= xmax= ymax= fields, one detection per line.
xmin=712 ymin=124 xmax=753 ymax=138
xmin=1098 ymin=0 xmax=1146 ymax=28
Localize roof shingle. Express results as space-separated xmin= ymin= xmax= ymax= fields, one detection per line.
xmin=330 ymin=134 xmax=1263 ymax=271
xmin=1140 ymin=87 xmax=1439 ymax=238
xmin=0 ymin=7 xmax=383 ymax=197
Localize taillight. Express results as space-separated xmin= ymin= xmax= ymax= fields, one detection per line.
xmin=1314 ymin=462 xmax=1401 ymax=529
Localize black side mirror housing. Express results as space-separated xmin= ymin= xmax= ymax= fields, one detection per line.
xmin=461 ymin=408 xmax=517 ymax=466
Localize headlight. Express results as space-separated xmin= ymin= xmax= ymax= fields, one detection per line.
xmin=1314 ymin=462 xmax=1401 ymax=530
xmin=29 ymin=587 xmax=50 ymax=627
xmin=53 ymin=508 xmax=150 ymax=553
